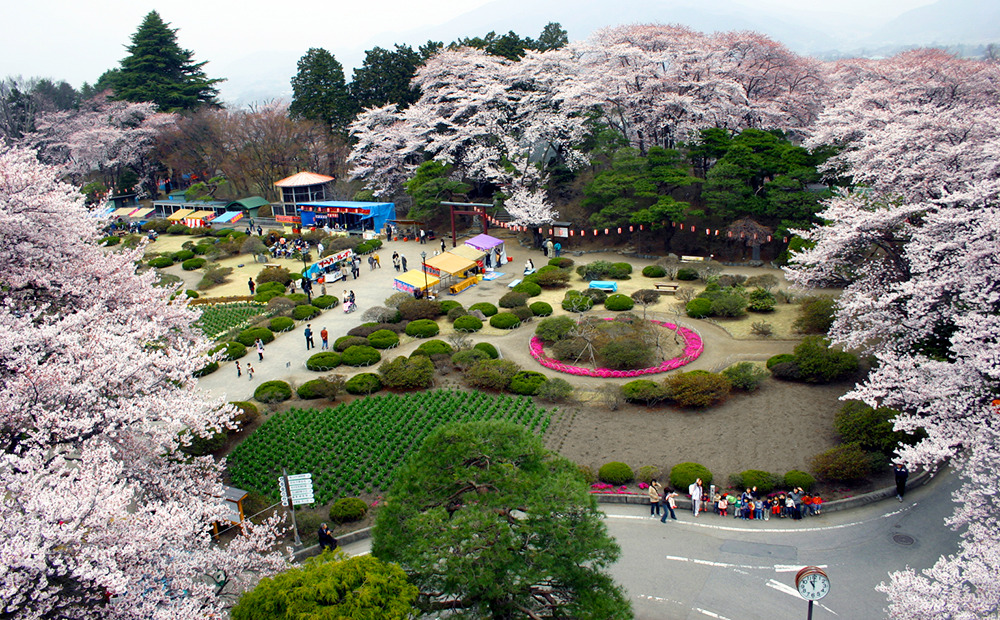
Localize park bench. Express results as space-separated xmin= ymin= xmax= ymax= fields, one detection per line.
xmin=681 ymin=255 xmax=708 ymax=262
xmin=508 ymin=279 xmax=522 ymax=288
xmin=588 ymin=280 xmax=618 ymax=292
xmin=654 ymin=283 xmax=680 ymax=293
xmin=449 ymin=276 xmax=478 ymax=295
xmin=523 ymin=269 xmax=536 ymax=276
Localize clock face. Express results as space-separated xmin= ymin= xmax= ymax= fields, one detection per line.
xmin=797 ymin=572 xmax=830 ymax=600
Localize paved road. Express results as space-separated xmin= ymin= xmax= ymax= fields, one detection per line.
xmin=334 ymin=468 xmax=960 ymax=619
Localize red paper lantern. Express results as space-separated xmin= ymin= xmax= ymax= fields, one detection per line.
xmin=629 ymin=225 xmax=634 ymax=232
xmin=714 ymin=229 xmax=719 ymax=236
xmin=604 ymin=229 xmax=608 ymax=235
xmin=690 ymin=225 xmax=695 ymax=232
xmin=617 ymin=227 xmax=621 ymax=234
xmin=705 ymin=228 xmax=710 ymax=235
xmin=767 ymin=235 xmax=772 ymax=242
xmin=783 ymin=237 xmax=788 ymax=243
xmin=570 ymin=230 xmax=575 ymax=236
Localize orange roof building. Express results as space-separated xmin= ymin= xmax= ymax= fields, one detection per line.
xmin=274 ymin=171 xmax=335 ymax=204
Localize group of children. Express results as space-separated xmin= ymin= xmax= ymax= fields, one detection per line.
xmin=714 ymin=487 xmax=822 ymax=521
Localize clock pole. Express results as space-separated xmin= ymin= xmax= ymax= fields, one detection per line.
xmin=795 ymin=566 xmax=829 ymax=620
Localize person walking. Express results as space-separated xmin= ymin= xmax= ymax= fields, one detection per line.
xmin=304 ymin=324 xmax=314 ymax=350
xmin=255 ymin=338 xmax=265 ymax=361
xmin=235 ymin=361 xmax=242 ymax=377
xmin=554 ymin=241 xmax=561 ymax=257
xmin=401 ymin=256 xmax=408 ymax=272
xmin=374 ymin=253 xmax=381 ymax=268
xmin=440 ymin=238 xmax=446 ymax=253
xmin=419 ymin=229 xmax=426 ymax=244
xmin=246 ymin=363 xmax=254 ymax=380
xmin=689 ymin=478 xmax=704 ymax=516
xmin=247 ymin=278 xmax=255 ymax=295
xmin=894 ymin=462 xmax=909 ymax=501
xmin=320 ymin=327 xmax=329 ymax=350
xmin=648 ymin=481 xmax=664 ymax=518
xmin=392 ymin=252 xmax=400 ymax=272
xmin=661 ymin=489 xmax=678 ymax=522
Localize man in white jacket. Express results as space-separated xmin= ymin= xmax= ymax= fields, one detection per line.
xmin=689 ymin=478 xmax=703 ymax=516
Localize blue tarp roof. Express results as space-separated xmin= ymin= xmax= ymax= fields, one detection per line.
xmin=298 ymin=201 xmax=396 ymax=233
xmin=212 ymin=211 xmax=244 ymax=223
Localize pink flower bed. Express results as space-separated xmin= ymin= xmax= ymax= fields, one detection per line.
xmin=530 ymin=319 xmax=703 ymax=378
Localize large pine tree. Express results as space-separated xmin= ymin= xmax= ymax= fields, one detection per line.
xmin=289 ymin=48 xmax=352 ymax=132
xmin=112 ymin=11 xmax=221 ymax=111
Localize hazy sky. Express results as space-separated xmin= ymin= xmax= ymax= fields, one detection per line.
xmin=3 ymin=0 xmax=938 ymax=95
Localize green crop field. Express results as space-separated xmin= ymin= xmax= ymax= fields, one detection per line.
xmin=228 ymin=390 xmax=553 ymax=505
xmin=193 ymin=302 xmax=269 ymax=340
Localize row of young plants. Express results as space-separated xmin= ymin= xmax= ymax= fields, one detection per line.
xmin=227 ymin=390 xmax=552 ymax=505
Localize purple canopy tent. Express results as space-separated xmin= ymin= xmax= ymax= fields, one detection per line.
xmin=465 ymin=233 xmax=508 ymax=265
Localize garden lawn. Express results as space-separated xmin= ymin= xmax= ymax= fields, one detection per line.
xmin=227 ymin=390 xmax=552 ymax=505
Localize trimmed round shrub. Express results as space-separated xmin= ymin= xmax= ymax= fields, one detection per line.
xmin=398 ymin=299 xmax=443 ymax=321
xmin=676 ymin=267 xmax=699 ymax=280
xmin=171 ymin=249 xmax=195 ymax=261
xmin=766 ymin=353 xmax=795 ymax=369
xmin=581 ymin=288 xmax=607 ymax=304
xmin=622 ymin=379 xmax=666 ymax=404
xmin=367 ymin=329 xmax=400 ymax=349
xmin=451 ymin=348 xmax=490 ymax=369
xmin=499 ymin=291 xmax=530 ymax=308
xmin=99 ymin=235 xmax=121 ymax=246
xmin=148 ymin=256 xmax=173 ymax=268
xmin=834 ymin=401 xmax=909 ymax=456
xmin=297 ymin=379 xmax=339 ymax=400
xmin=194 ymin=360 xmax=219 ymax=377
xmin=552 ymin=337 xmax=589 ymax=361
xmin=439 ymin=300 xmax=463 ymax=314
xmin=709 ymin=293 xmax=748 ymax=318
xmin=474 ymin=342 xmax=499 ymax=359
xmin=379 ymin=355 xmax=435 ymax=390
xmin=411 ymin=339 xmax=454 ymax=357
xmin=598 ymin=462 xmax=634 ymax=485
xmin=210 ymin=341 xmax=247 ymax=361
xmin=180 ymin=429 xmax=226 ymax=456
xmin=810 ymin=443 xmax=873 ymax=482
xmin=468 ymin=302 xmax=498 ymax=317
xmin=535 ymin=377 xmax=573 ymax=402
xmin=256 ymin=280 xmax=286 ymax=295
xmin=531 ymin=269 xmax=571 ymax=288
xmin=292 ymin=305 xmax=321 ymax=321
xmin=447 ymin=307 xmax=468 ymax=322
xmin=664 ymin=371 xmax=732 ymax=407
xmin=405 ymin=319 xmax=440 ymax=338
xmin=604 ymin=293 xmax=635 ymax=311
xmin=736 ymin=470 xmax=780 ymax=494
xmin=509 ymin=371 xmax=548 ymax=395
xmin=548 ymin=257 xmax=574 ymax=268
xmin=166 ymin=224 xmax=189 ymax=235
xmin=329 ymin=497 xmax=368 ymax=523
xmin=794 ymin=295 xmax=836 ymax=334
xmin=637 ymin=466 xmax=661 ymax=485
xmin=722 ymin=362 xmax=767 ymax=392
xmin=193 ymin=243 xmax=214 ymax=255
xmin=236 ymin=327 xmax=274 ymax=347
xmin=463 ymin=359 xmax=521 ymax=391
xmin=770 ymin=361 xmax=802 ymax=381
xmin=685 ymin=298 xmax=712 ymax=318
xmin=335 ymin=335 xmax=369 ymax=352
xmin=230 ymin=401 xmax=259 ymax=428
xmin=254 ymin=290 xmax=285 ymax=304
xmin=253 ymin=380 xmax=292 ymax=403
xmin=598 ymin=338 xmax=655 ymax=370
xmin=306 ymin=351 xmax=342 ymax=371
xmin=345 ymin=373 xmax=382 ymax=395
xmin=181 ymin=257 xmax=206 ymax=271
xmin=453 ymin=315 xmax=483 ymax=332
xmin=511 ymin=306 xmax=534 ymax=322
xmin=286 ymin=293 xmax=310 ymax=305
xmin=792 ymin=336 xmax=859 ymax=383
xmin=311 ymin=294 xmax=338 ymax=309
xmin=185 ymin=290 xmax=199 ymax=299
xmin=611 ymin=262 xmax=633 ymax=277
xmin=784 ymin=470 xmax=816 ymax=491
xmin=669 ymin=462 xmax=713 ymax=490
xmin=747 ymin=288 xmax=777 ymax=312
xmin=512 ymin=281 xmax=542 ymax=297
xmin=529 ymin=301 xmax=553 ymax=317
xmin=490 ymin=312 xmax=521 ymax=329
xmin=642 ymin=265 xmax=667 ymax=278
xmin=341 ymin=345 xmax=382 ymax=367
xmin=269 ymin=316 xmax=295 ymax=332
xmin=562 ymin=294 xmax=593 ymax=312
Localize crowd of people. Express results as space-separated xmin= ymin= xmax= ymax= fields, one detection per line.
xmin=647 ymin=478 xmax=823 ymax=523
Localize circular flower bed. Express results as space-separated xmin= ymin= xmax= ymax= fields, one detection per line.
xmin=529 ymin=318 xmax=703 ymax=378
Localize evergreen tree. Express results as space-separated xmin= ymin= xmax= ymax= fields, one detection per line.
xmin=535 ymin=22 xmax=569 ymax=51
xmin=289 ymin=47 xmax=353 ymax=132
xmin=111 ymin=11 xmax=221 ymax=111
xmin=350 ymin=44 xmax=423 ymax=110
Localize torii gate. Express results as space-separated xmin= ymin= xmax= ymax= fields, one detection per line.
xmin=442 ymin=202 xmax=491 ymax=248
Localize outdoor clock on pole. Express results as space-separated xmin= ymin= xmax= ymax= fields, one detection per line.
xmin=795 ymin=566 xmax=830 ymax=619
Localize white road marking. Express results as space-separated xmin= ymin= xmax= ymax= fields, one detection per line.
xmin=660 ymin=555 xmax=828 ymax=573
xmin=766 ymin=580 xmax=839 ymax=616
xmin=694 ymin=607 xmax=734 ymax=619
xmin=638 ymin=595 xmax=733 ymax=620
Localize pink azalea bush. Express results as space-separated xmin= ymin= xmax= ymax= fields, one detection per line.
xmin=530 ymin=319 xmax=703 ymax=377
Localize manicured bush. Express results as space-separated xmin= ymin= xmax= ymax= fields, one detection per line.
xmin=622 ymin=379 xmax=666 ymax=404
xmin=490 ymin=312 xmax=521 ymax=329
xmin=99 ymin=235 xmax=121 ymax=246
xmin=184 ymin=290 xmax=199 ymax=299
xmin=411 ymin=339 xmax=454 ymax=357
xmin=552 ymin=337 xmax=589 ymax=361
xmin=367 ymin=329 xmax=400 ymax=349
xmin=604 ymin=293 xmax=635 ymax=311
xmin=253 ymin=380 xmax=292 ymax=403
xmin=810 ymin=443 xmax=873 ymax=482
xmin=709 ymin=293 xmax=748 ymax=318
xmin=676 ymin=267 xmax=699 ymax=281
xmin=405 ymin=319 xmax=440 ymax=338
xmin=341 ymin=345 xmax=382 ymax=367
xmin=348 ymin=323 xmax=386 ymax=338
xmin=637 ymin=466 xmax=661 ymax=485
xmin=598 ymin=462 xmax=634 ymax=485
xmin=453 ymin=315 xmax=483 ymax=332
xmin=329 ymin=497 xmax=368 ymax=523
xmin=210 ymin=341 xmax=247 ymax=361
xmin=463 ymin=359 xmax=521 ymax=391
xmin=784 ymin=470 xmax=816 ymax=491
xmin=344 ymin=373 xmax=382 ymax=395
xmin=747 ymin=288 xmax=777 ymax=312
xmin=379 ymin=355 xmax=435 ymax=390
xmin=548 ymin=257 xmax=574 ymax=268
xmin=562 ymin=293 xmax=593 ymax=312
xmin=509 ymin=371 xmax=548 ymax=396
xmin=236 ymin=327 xmax=274 ymax=347
xmin=148 ymin=256 xmax=173 ymax=268
xmin=269 ymin=316 xmax=295 ymax=332
xmin=531 ymin=269 xmax=571 ymax=288
xmin=181 ymin=257 xmax=207 ymax=271
xmin=499 ymin=291 xmax=530 ymax=308
xmin=468 ymin=302 xmax=498 ymax=317
xmin=722 ymin=362 xmax=768 ymax=392
xmin=230 ymin=401 xmax=259 ymax=428
xmin=474 ymin=342 xmax=499 ymax=359
xmin=578 ymin=465 xmax=597 ymax=485
xmin=685 ymin=298 xmax=712 ymax=318
xmin=286 ymin=293 xmax=310 ymax=305
xmin=171 ymin=249 xmax=195 ymax=261
xmin=439 ymin=300 xmax=463 ymax=314
xmin=167 ymin=224 xmax=189 ymax=235
xmin=631 ymin=289 xmax=660 ymax=305
xmin=512 ymin=281 xmax=542 ymax=297
xmin=582 ymin=288 xmax=608 ymax=304
xmin=835 ymin=401 xmax=910 ymax=455
xmin=451 ymin=348 xmax=489 ymax=369
xmin=256 ymin=280 xmax=286 ymax=295
xmin=306 ymin=351 xmax=341 ymax=371
xmin=311 ymin=295 xmax=338 ymax=309
xmin=642 ymin=265 xmax=667 ymax=278
xmin=611 ymin=262 xmax=633 ymax=277
xmin=447 ymin=307 xmax=468 ymax=322
xmin=398 ymin=299 xmax=442 ymax=321
xmin=335 ymin=336 xmax=369 ymax=352
xmin=529 ymin=301 xmax=553 ymax=317
xmin=766 ymin=353 xmax=795 ymax=369
xmin=194 ymin=360 xmax=219 ymax=377
xmin=576 ymin=260 xmax=632 ymax=280
xmin=669 ymin=462 xmax=713 ymax=490
xmin=511 ymin=306 xmax=534 ymax=322
xmin=735 ymin=470 xmax=780 ymax=494
xmin=535 ymin=377 xmax=573 ymax=402
xmin=193 ymin=243 xmax=215 ymax=255
xmin=664 ymin=371 xmax=732 ymax=407
xmin=769 ymin=361 xmax=802 ymax=381
xmin=794 ymin=295 xmax=836 ymax=334
xmin=292 ymin=304 xmax=321 ymax=320
xmin=297 ymin=377 xmax=343 ymax=400
xmin=180 ymin=429 xmax=226 ymax=456
xmin=793 ymin=336 xmax=859 ymax=383
xmin=256 ymin=266 xmax=293 ymax=286
xmin=535 ymin=315 xmax=576 ymax=343
xmin=598 ymin=338 xmax=654 ymax=370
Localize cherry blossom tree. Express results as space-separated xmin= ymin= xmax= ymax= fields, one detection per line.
xmin=0 ymin=148 xmax=286 ymax=619
xmin=788 ymin=49 xmax=1000 ymax=618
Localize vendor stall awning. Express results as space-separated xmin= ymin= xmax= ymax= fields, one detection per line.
xmin=132 ymin=207 xmax=154 ymax=218
xmin=450 ymin=244 xmax=487 ymax=262
xmin=466 ymin=233 xmax=505 ymax=251
xmin=423 ymin=252 xmax=476 ymax=277
xmin=166 ymin=209 xmax=195 ymax=221
xmin=212 ymin=211 xmax=245 ymax=223
xmin=111 ymin=207 xmax=137 ymax=217
xmin=393 ymin=269 xmax=440 ymax=293
xmin=186 ymin=210 xmax=217 ymax=219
